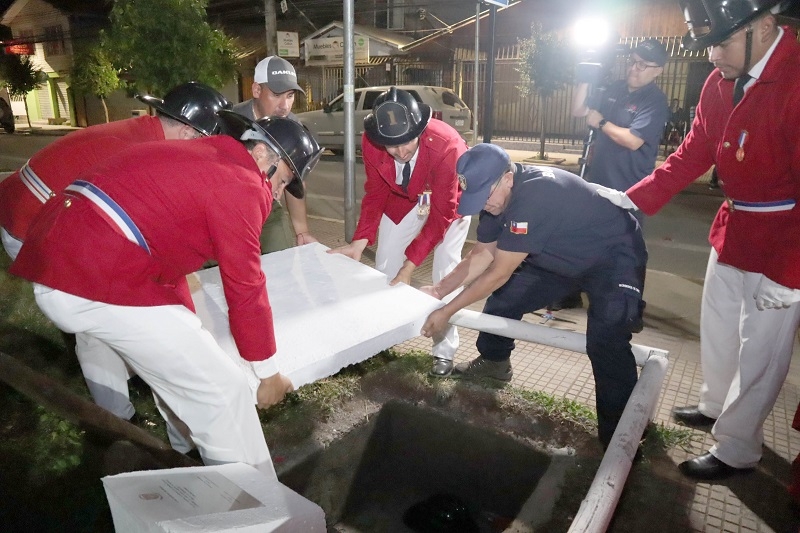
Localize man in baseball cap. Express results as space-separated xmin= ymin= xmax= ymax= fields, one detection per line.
xmin=571 ymin=37 xmax=669 ymax=205
xmin=233 ymin=56 xmax=318 ymax=253
xmin=420 ymin=143 xmax=647 ymax=449
xmin=234 ymin=56 xmax=305 ymax=122
xmin=560 ymin=37 xmax=668 ymax=312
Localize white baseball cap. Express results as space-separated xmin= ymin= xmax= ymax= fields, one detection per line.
xmin=253 ymin=56 xmax=305 ymax=95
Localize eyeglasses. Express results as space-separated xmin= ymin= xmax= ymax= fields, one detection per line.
xmin=627 ymin=58 xmax=660 ymax=71
xmin=486 ymin=177 xmax=504 ymax=203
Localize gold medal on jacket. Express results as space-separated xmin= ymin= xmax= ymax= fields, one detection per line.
xmin=736 ymin=130 xmax=748 ymax=162
xmin=417 ymin=190 xmax=432 ymax=216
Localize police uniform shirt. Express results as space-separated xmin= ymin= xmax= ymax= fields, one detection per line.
xmin=476 ymin=164 xmax=640 ymax=278
xmin=588 ymin=80 xmax=669 ymax=191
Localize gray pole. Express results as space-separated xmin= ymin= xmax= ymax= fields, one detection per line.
xmin=343 ymin=0 xmax=356 ymax=240
xmin=264 ymin=0 xmax=277 ymax=56
xmin=482 ymin=4 xmax=497 ymax=143
xmin=472 ymin=2 xmax=480 ymax=146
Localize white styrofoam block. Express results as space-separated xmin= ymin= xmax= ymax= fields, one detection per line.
xmin=191 ymin=242 xmax=442 ymax=392
xmin=102 ymin=463 xmax=326 ymax=533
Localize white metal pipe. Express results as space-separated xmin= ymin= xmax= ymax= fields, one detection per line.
xmin=449 ymin=308 xmax=669 ymax=365
xmin=447 ymin=308 xmax=670 ymax=532
xmin=568 ymin=353 xmax=669 ymax=533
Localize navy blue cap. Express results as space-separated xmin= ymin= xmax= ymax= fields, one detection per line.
xmin=456 ymin=143 xmax=511 ymax=216
xmin=633 ymin=39 xmax=668 ymax=66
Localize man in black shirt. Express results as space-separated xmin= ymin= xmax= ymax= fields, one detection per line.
xmin=420 ymin=143 xmax=648 ymax=446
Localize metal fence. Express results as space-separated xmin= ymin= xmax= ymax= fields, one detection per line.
xmin=297 ymin=35 xmax=711 ymax=146
xmin=453 ymin=36 xmax=709 ymax=144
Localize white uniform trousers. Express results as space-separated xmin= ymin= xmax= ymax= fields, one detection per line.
xmin=1 ymin=227 xmax=23 ymax=260
xmin=374 ymin=209 xmax=470 ymax=361
xmin=4 ymin=228 xmax=141 ymax=423
xmin=699 ymin=248 xmax=800 ymax=468
xmin=74 ymin=336 xmax=194 ymax=452
xmin=75 ymin=334 xmax=135 ymax=419
xmin=33 ymin=284 xmax=276 ymax=477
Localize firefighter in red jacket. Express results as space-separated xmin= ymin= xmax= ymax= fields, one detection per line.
xmin=10 ymin=112 xmax=323 ymax=475
xmin=0 ymin=82 xmax=230 ymax=435
xmin=328 ymin=87 xmax=470 ymax=377
xmin=596 ymin=0 xmax=800 ymax=480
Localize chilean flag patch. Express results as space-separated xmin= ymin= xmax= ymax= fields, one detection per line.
xmin=510 ymin=221 xmax=528 ymax=234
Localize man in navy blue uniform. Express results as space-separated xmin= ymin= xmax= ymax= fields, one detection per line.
xmin=573 ymin=39 xmax=669 ymax=196
xmin=420 ymin=143 xmax=648 ymax=446
xmin=550 ymin=39 xmax=667 ymax=312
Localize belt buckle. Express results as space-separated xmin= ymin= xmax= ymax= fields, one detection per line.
xmin=725 ymin=197 xmax=735 ymax=212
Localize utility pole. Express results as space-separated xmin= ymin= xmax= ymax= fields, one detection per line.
xmin=482 ymin=4 xmax=497 ymax=143
xmin=344 ymin=0 xmax=356 ymax=240
xmin=264 ymin=0 xmax=278 ymax=56
xmin=480 ymin=0 xmax=508 ymax=143
xmin=472 ymin=2 xmax=480 ymax=146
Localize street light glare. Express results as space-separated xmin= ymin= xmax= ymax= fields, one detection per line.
xmin=572 ymin=18 xmax=611 ymax=49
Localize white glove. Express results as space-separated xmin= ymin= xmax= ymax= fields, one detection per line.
xmin=753 ymin=275 xmax=800 ymax=311
xmin=593 ymin=184 xmax=639 ymax=211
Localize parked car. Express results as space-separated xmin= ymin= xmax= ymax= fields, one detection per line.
xmin=296 ymin=85 xmax=473 ymax=153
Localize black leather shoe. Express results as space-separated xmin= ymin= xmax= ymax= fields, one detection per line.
xmin=673 ymin=406 xmax=716 ymax=427
xmin=679 ymin=452 xmax=752 ymax=481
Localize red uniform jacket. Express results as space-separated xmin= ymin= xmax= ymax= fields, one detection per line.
xmin=10 ymin=136 xmax=277 ymax=363
xmin=0 ymin=115 xmax=164 ymax=240
xmin=627 ymin=28 xmax=800 ymax=288
xmin=354 ymin=119 xmax=466 ymax=266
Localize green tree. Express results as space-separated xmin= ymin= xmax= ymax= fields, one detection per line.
xmin=102 ymin=0 xmax=239 ymax=98
xmin=0 ymin=55 xmax=45 ymax=129
xmin=70 ymin=43 xmax=120 ymax=123
xmin=517 ymin=22 xmax=574 ymax=160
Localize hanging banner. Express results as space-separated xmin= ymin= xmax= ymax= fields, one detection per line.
xmin=304 ymin=35 xmax=369 ymax=66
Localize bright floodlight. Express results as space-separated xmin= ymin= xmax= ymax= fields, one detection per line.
xmin=572 ymin=17 xmax=612 ymax=50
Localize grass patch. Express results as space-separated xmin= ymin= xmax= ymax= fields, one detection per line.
xmin=642 ymin=422 xmax=694 ymax=454
xmin=507 ymin=387 xmax=597 ymax=431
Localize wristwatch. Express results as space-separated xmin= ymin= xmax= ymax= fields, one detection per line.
xmin=598 ymin=119 xmax=608 ymax=130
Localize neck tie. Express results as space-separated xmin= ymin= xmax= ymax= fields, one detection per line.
xmin=401 ymin=162 xmax=411 ymax=191
xmin=733 ymin=74 xmax=752 ymax=106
